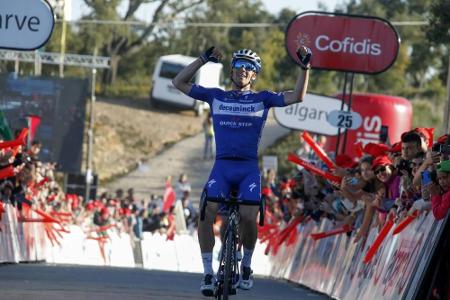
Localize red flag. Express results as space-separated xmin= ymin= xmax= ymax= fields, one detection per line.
xmin=392 ymin=211 xmax=419 ymax=235
xmin=301 ymin=131 xmax=336 ymax=169
xmin=288 ymin=153 xmax=342 ymax=183
xmin=0 ymin=128 xmax=28 ymax=150
xmin=27 ymin=115 xmax=41 ymax=143
xmin=363 ymin=215 xmax=395 ymax=264
xmin=162 ymin=181 xmax=176 ymax=213
xmin=310 ymin=224 xmax=353 ymax=240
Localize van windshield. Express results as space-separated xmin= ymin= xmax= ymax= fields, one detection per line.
xmin=159 ymin=62 xmax=196 ymax=83
xmin=159 ymin=62 xmax=185 ymax=79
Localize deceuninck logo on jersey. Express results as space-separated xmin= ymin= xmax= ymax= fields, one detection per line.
xmin=213 ymin=100 xmax=264 ymax=117
xmin=285 ymin=11 xmax=400 ymax=74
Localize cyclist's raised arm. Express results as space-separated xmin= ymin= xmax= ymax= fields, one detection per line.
xmin=283 ymin=46 xmax=311 ymax=105
xmin=172 ymin=46 xmax=223 ymax=95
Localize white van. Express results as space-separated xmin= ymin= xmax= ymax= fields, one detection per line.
xmin=150 ymin=54 xmax=224 ymax=116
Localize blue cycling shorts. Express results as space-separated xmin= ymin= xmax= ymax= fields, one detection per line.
xmin=203 ymin=158 xmax=261 ymax=204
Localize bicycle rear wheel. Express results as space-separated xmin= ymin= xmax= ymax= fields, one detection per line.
xmin=222 ymin=224 xmax=235 ymax=300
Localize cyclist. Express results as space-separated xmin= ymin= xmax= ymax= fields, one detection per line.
xmin=172 ymin=45 xmax=311 ymax=296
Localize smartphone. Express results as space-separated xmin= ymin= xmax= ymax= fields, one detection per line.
xmin=379 ymin=125 xmax=389 ymax=143
xmin=346 ymin=177 xmax=359 ymax=185
xmin=421 ymin=170 xmax=432 ymax=185
xmin=440 ymin=144 xmax=450 ymax=155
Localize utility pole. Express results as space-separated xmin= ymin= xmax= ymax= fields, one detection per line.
xmin=444 ymin=55 xmax=450 ymax=133
xmin=85 ymin=65 xmax=97 ymax=202
xmin=59 ymin=0 xmax=67 ymax=78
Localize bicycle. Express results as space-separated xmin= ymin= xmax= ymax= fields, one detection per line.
xmin=200 ymin=190 xmax=265 ymax=300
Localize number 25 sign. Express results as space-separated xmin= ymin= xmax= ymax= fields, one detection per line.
xmin=327 ymin=110 xmax=362 ymax=130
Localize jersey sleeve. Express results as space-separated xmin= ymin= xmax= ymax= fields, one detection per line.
xmin=188 ymin=84 xmax=221 ymax=105
xmin=261 ymin=91 xmax=286 ymax=108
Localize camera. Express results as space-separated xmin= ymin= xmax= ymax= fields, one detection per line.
xmin=397 ymin=159 xmax=412 ymax=175
xmin=379 ymin=125 xmax=389 ymax=143
xmin=432 ymin=143 xmax=450 ymax=155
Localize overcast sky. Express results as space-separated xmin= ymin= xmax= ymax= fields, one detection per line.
xmin=70 ymin=0 xmax=344 ymax=20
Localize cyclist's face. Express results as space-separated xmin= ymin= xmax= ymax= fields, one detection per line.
xmin=231 ymin=60 xmax=257 ymax=86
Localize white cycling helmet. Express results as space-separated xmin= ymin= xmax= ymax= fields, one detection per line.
xmin=231 ymin=49 xmax=262 ymax=73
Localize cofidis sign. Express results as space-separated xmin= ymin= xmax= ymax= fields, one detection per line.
xmin=285 ymin=11 xmax=400 ymax=74
xmin=0 ymin=0 xmax=54 ymax=50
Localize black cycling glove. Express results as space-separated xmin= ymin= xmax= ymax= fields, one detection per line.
xmin=200 ymin=46 xmax=219 ymax=63
xmin=296 ymin=47 xmax=312 ymax=70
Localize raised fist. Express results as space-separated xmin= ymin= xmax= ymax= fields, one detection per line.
xmin=296 ymin=46 xmax=312 ymax=70
xmin=200 ymin=46 xmax=223 ymax=63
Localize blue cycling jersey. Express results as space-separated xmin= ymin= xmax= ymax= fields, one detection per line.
xmin=189 ymin=84 xmax=286 ymax=160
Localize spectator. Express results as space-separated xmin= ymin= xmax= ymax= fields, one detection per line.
xmin=133 ymin=209 xmax=145 ymax=240
xmin=401 ymin=130 xmax=424 ymax=161
xmin=371 ymin=155 xmax=400 ymax=224
xmin=175 ymin=173 xmax=191 ymax=201
xmin=430 ymin=160 xmax=450 ymax=220
xmin=202 ymin=111 xmax=214 ymax=159
xmin=28 ymin=140 xmax=42 ymax=162
xmin=181 ymin=190 xmax=198 ymax=229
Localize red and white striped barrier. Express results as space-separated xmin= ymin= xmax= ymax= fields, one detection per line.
xmin=0 ymin=200 xmax=445 ymax=300
xmin=267 ymin=209 xmax=445 ymax=300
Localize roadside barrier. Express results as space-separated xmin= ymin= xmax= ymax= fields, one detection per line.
xmin=267 ymin=210 xmax=446 ymax=300
xmin=0 ymin=203 xmax=134 ymax=268
xmin=0 ymin=201 xmax=446 ymax=300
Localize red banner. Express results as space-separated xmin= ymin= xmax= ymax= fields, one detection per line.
xmin=285 ymin=12 xmax=400 ymax=74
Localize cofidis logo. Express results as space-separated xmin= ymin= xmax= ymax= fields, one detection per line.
xmin=0 ymin=0 xmax=55 ymax=50
xmin=286 ymin=12 xmax=400 ymax=74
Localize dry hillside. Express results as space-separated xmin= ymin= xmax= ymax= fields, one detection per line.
xmin=89 ymin=98 xmax=203 ymax=182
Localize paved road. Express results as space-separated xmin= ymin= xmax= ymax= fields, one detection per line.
xmin=105 ymin=112 xmax=290 ymax=202
xmin=0 ymin=264 xmax=329 ymax=300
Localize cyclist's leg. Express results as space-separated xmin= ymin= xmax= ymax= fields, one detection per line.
xmin=198 ymin=189 xmax=221 ymax=296
xmin=238 ymin=205 xmax=259 ymax=263
xmin=198 ymin=190 xmax=218 ymax=254
xmin=236 ymin=162 xmax=261 ymax=290
xmin=198 ymin=161 xmax=230 ymax=276
xmin=237 ymin=162 xmax=261 ymax=251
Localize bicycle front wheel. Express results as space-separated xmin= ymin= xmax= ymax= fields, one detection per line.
xmin=222 ymin=225 xmax=235 ymax=300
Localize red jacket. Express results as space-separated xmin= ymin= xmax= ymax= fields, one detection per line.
xmin=431 ymin=190 xmax=450 ymax=220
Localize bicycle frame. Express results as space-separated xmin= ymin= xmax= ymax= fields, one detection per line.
xmin=199 ymin=191 xmax=265 ymax=300
xmin=216 ymin=200 xmax=240 ymax=299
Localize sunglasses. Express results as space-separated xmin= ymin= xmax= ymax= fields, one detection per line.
xmin=374 ymin=166 xmax=388 ymax=175
xmin=232 ymin=60 xmax=257 ymax=72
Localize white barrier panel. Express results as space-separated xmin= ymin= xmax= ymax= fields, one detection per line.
xmin=268 ymin=211 xmax=445 ymax=300
xmin=107 ymin=230 xmax=135 ymax=267
xmin=46 ymin=225 xmax=86 ymax=265
xmin=140 ymin=232 xmax=271 ymax=275
xmin=141 ymin=232 xmax=179 ymax=272
xmin=0 ymin=204 xmax=21 ymax=263
xmin=16 ymin=208 xmax=48 ymax=262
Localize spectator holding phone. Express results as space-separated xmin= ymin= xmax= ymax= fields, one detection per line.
xmin=371 ymin=155 xmax=401 ymax=225
xmin=430 ymin=160 xmax=450 ymax=220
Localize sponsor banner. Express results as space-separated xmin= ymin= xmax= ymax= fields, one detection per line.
xmin=324 ymin=93 xmax=412 ymax=157
xmin=268 ymin=205 xmax=445 ymax=300
xmin=274 ymin=93 xmax=347 ymax=135
xmin=0 ymin=75 xmax=89 ymax=173
xmin=327 ymin=110 xmax=362 ymax=130
xmin=0 ymin=0 xmax=55 ymax=50
xmin=212 ymin=99 xmax=264 ymax=117
xmin=285 ymin=11 xmax=400 ymax=74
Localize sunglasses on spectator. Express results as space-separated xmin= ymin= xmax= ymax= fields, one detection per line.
xmin=374 ymin=166 xmax=388 ymax=175
xmin=232 ymin=60 xmax=257 ymax=72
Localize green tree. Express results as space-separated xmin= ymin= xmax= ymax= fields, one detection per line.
xmin=425 ymin=0 xmax=450 ymax=131
xmin=80 ymin=0 xmax=205 ymax=84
